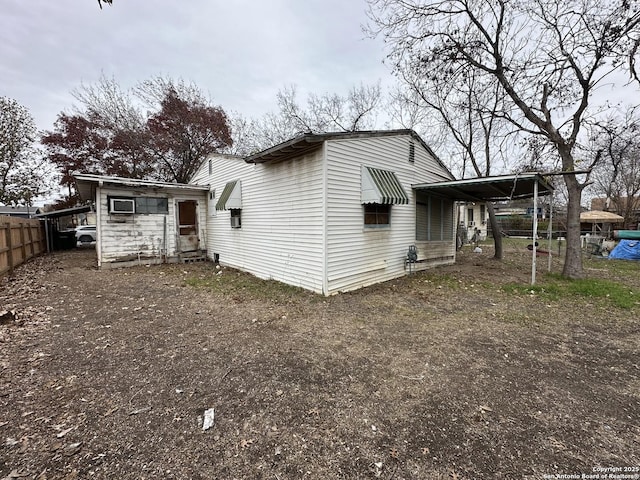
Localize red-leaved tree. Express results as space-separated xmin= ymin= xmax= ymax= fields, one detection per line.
xmin=147 ymin=88 xmax=232 ymax=183
xmin=42 ymin=76 xmax=233 ymax=201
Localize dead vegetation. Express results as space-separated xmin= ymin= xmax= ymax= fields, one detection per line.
xmin=1 ymin=246 xmax=639 ymax=479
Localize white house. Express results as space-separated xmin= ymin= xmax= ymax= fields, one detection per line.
xmin=189 ymin=130 xmax=457 ymax=295
xmin=75 ymin=130 xmax=553 ymax=294
xmin=458 ymin=202 xmax=488 ymax=243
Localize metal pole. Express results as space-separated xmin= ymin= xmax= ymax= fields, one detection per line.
xmin=547 ymin=193 xmax=553 ymax=272
xmin=531 ymin=180 xmax=538 ymax=285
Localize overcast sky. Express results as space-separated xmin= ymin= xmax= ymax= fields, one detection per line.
xmin=1 ymin=0 xmax=394 ymax=132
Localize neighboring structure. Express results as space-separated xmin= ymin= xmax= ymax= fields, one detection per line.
xmin=190 ymin=130 xmax=456 ymax=295
xmin=0 ymin=206 xmax=42 ymax=218
xmin=75 ymin=175 xmax=209 ymax=268
xmin=457 ymin=202 xmax=488 ymax=243
xmin=591 ymin=196 xmax=640 ymax=230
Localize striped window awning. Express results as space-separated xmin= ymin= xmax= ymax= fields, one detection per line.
xmin=215 ymin=180 xmax=242 ymax=210
xmin=361 ymin=166 xmax=409 ymax=205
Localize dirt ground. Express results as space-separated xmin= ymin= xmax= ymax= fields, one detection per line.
xmin=1 ymin=245 xmax=639 ymax=479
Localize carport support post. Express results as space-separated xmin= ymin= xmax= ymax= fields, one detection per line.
xmin=547 ymin=193 xmax=553 ymax=272
xmin=531 ymin=180 xmax=538 ymax=285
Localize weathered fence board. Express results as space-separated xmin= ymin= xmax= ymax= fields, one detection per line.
xmin=0 ymin=215 xmax=45 ymax=276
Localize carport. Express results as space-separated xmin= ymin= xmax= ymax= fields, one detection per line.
xmin=412 ymin=173 xmax=554 ymax=284
xmin=34 ymin=205 xmax=93 ymax=252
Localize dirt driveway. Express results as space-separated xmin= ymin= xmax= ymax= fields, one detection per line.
xmin=1 ymin=247 xmax=639 ymax=479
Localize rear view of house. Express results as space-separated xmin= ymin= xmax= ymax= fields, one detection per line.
xmin=191 ymin=130 xmax=457 ymax=295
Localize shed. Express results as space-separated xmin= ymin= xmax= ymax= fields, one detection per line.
xmin=75 ymin=174 xmax=209 ymax=268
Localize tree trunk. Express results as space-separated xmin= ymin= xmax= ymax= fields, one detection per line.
xmin=487 ymin=202 xmax=503 ymax=259
xmin=562 ymin=170 xmax=584 ymax=279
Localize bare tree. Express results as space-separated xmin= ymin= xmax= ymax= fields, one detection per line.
xmin=368 ymin=0 xmax=640 ymax=279
xmin=392 ymin=68 xmax=512 ymax=258
xmin=591 ymin=107 xmax=640 ymax=227
xmin=231 ymin=83 xmax=383 ymax=154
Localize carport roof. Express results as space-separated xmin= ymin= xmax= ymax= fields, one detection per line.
xmin=75 ymin=174 xmax=209 ymax=202
xmin=412 ymin=173 xmax=553 ymax=202
xmin=33 ymin=205 xmax=92 ymax=219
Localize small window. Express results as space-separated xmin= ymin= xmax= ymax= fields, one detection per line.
xmin=409 ymin=141 xmax=415 ymax=163
xmin=480 ymin=204 xmax=486 ymax=223
xmin=468 ymin=208 xmax=474 ymax=225
xmin=135 ymin=197 xmax=168 ymax=214
xmin=209 ymin=190 xmax=215 ymax=200
xmin=208 ymin=159 xmax=212 ymax=175
xmin=364 ymin=204 xmax=390 ymax=227
xmin=230 ymin=209 xmax=242 ymax=228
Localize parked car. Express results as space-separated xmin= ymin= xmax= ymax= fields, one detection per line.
xmin=75 ymin=225 xmax=96 ymax=244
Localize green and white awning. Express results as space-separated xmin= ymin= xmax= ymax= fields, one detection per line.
xmin=361 ymin=166 xmax=409 ymax=205
xmin=215 ymin=180 xmax=242 ymax=210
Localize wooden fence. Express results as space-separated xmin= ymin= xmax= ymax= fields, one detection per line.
xmin=0 ymin=215 xmax=46 ymax=277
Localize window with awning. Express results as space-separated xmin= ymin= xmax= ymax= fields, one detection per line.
xmin=361 ymin=166 xmax=409 ymax=205
xmin=215 ymin=180 xmax=242 ymax=210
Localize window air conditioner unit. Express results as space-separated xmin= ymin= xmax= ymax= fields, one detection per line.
xmin=110 ymin=198 xmax=135 ymax=214
xmin=230 ymin=216 xmax=241 ymax=228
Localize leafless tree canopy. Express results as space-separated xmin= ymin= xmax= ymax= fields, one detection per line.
xmin=229 ymin=83 xmax=383 ymax=156
xmin=367 ymin=0 xmax=640 ymax=278
xmin=590 ymin=106 xmax=640 ymax=227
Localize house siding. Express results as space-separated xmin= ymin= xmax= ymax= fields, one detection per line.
xmin=325 ymin=135 xmax=454 ymax=294
xmin=193 ymin=153 xmax=325 ymax=293
xmin=96 ymin=186 xmax=206 ymax=266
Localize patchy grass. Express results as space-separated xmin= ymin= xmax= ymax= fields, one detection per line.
xmin=503 ymin=274 xmax=640 ymax=309
xmin=184 ymin=265 xmax=315 ymax=303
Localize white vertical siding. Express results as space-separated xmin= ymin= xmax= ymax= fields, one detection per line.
xmin=325 ymin=134 xmax=455 ymax=294
xmin=97 ymin=186 xmax=206 ymax=264
xmin=192 ymin=153 xmax=326 ymax=293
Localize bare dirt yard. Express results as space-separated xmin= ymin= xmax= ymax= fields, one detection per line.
xmin=1 ymin=244 xmax=639 ymax=479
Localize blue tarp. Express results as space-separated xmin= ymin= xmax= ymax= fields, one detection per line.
xmin=609 ymin=240 xmax=640 ymax=260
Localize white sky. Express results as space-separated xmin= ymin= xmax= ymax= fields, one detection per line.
xmin=1 ymin=0 xmax=394 ymax=132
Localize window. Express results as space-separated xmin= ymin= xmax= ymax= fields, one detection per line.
xmin=209 ymin=190 xmax=215 ymax=200
xmin=468 ymin=208 xmax=474 ymax=225
xmin=230 ymin=209 xmax=242 ymax=228
xmin=208 ymin=159 xmax=212 ymax=175
xmin=364 ymin=204 xmax=390 ymax=226
xmin=409 ymin=141 xmax=415 ymax=163
xmin=416 ymin=194 xmax=454 ymax=241
xmin=480 ymin=204 xmax=486 ymax=224
xmin=135 ymin=197 xmax=168 ymax=214
xmin=107 ymin=196 xmax=168 ymax=214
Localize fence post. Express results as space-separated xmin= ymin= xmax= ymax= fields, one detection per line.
xmin=5 ymin=222 xmax=14 ymax=275
xmin=27 ymin=221 xmax=35 ymax=259
xmin=20 ymin=222 xmax=27 ymax=264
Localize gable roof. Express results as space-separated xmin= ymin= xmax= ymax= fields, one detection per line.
xmin=244 ymin=130 xmax=454 ymax=178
